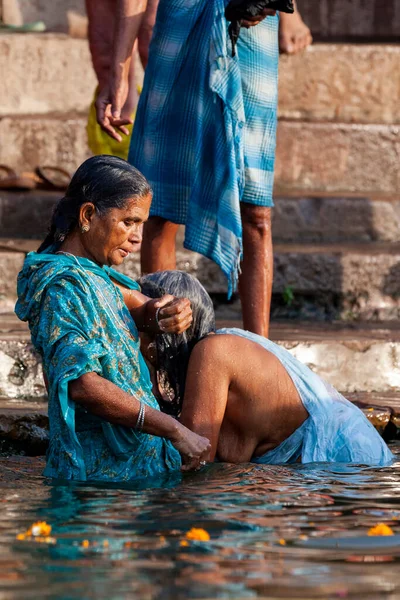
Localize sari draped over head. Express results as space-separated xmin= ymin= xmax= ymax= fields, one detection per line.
xmin=15 ymin=251 xmax=181 ymax=482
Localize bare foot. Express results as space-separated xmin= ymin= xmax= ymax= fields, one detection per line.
xmin=279 ymin=9 xmax=312 ymax=54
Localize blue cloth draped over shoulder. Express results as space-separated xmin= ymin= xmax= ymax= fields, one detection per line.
xmin=217 ymin=328 xmax=394 ymax=466
xmin=15 ymin=252 xmax=181 ymax=481
xmin=129 ymin=0 xmax=279 ymax=297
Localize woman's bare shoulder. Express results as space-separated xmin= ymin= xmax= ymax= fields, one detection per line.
xmin=190 ymin=333 xmax=239 ymax=366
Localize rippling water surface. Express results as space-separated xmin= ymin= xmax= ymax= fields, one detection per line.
xmin=1 ymin=446 xmax=400 ymax=599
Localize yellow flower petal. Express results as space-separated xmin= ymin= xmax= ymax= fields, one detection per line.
xmin=31 ymin=521 xmax=52 ymax=537
xmin=368 ymin=523 xmax=394 ymax=536
xmin=185 ymin=528 xmax=210 ymax=541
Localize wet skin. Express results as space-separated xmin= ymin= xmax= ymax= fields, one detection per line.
xmin=178 ymin=333 xmax=309 ymax=463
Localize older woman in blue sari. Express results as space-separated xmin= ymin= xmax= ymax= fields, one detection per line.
xmin=15 ymin=156 xmax=210 ymax=482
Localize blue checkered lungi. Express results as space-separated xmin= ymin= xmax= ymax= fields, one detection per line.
xmin=129 ymin=0 xmax=279 ymax=296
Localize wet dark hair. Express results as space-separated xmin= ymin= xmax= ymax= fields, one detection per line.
xmin=38 ymin=155 xmax=152 ymax=253
xmin=139 ymin=271 xmax=216 ymax=416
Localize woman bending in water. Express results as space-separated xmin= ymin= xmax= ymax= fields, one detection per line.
xmin=16 ymin=156 xmax=210 ymax=482
xmin=140 ymin=271 xmax=394 ymax=468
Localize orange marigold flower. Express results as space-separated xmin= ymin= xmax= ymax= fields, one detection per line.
xmin=278 ymin=538 xmax=286 ymax=546
xmin=185 ymin=528 xmax=210 ymax=542
xmin=180 ymin=540 xmax=189 ymax=547
xmin=82 ymin=539 xmax=90 ymax=548
xmin=30 ymin=521 xmax=52 ymax=537
xmin=368 ymin=523 xmax=394 ymax=536
xmin=16 ymin=533 xmax=26 ymax=541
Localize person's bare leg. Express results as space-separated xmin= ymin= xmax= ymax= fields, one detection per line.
xmin=279 ymin=0 xmax=312 ymax=54
xmin=138 ymin=0 xmax=159 ymax=68
xmin=239 ymin=204 xmax=273 ymax=338
xmin=141 ymin=216 xmax=179 ymax=273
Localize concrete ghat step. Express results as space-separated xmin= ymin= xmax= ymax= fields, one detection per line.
xmin=3 ymin=191 xmax=400 ymax=244
xmin=275 ymin=121 xmax=400 ymax=196
xmin=3 ymin=241 xmax=400 ymax=319
xmin=0 ymin=34 xmax=95 ymax=117
xmin=0 ymin=399 xmax=48 ymax=456
xmin=6 ymin=0 xmax=400 ymax=39
xmin=1 ymin=116 xmax=398 ymax=195
xmin=0 ymin=115 xmax=90 ymax=176
xmin=2 ymin=317 xmax=400 ymax=401
xmin=119 ymin=242 xmax=400 ymax=320
xmin=0 ymin=391 xmax=398 ymax=457
xmin=298 ymin=0 xmax=400 ymax=40
xmin=1 ymin=0 xmax=86 ymax=34
xmin=273 ymin=194 xmax=400 ymax=244
xmin=2 ymin=35 xmax=398 ymax=125
xmin=279 ymin=45 xmax=400 ymax=125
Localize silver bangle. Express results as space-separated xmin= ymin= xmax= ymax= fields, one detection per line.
xmin=135 ymin=401 xmax=145 ymax=432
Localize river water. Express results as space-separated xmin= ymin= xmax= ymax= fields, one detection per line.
xmin=1 ymin=446 xmax=400 ymax=599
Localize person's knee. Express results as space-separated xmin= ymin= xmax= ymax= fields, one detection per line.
xmin=241 ymin=204 xmax=272 ymax=237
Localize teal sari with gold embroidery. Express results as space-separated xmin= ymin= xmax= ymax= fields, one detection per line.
xmin=15 ymin=252 xmax=181 ymax=482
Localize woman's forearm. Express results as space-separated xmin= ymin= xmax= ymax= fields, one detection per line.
xmin=69 ymin=372 xmax=179 ymax=439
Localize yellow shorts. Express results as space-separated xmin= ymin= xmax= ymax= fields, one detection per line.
xmin=86 ymin=89 xmax=134 ymax=160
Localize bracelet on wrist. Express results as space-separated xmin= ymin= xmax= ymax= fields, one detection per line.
xmin=135 ymin=401 xmax=146 ymax=432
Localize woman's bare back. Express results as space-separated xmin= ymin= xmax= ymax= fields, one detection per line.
xmin=180 ymin=333 xmax=308 ymax=463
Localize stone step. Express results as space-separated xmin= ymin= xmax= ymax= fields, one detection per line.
xmin=2 ymin=35 xmax=398 ymax=126
xmin=0 ymin=34 xmax=95 ymax=117
xmin=278 ymin=45 xmax=400 ymax=125
xmin=3 ymin=240 xmax=400 ymax=319
xmin=275 ymin=121 xmax=399 ymax=196
xmin=0 ymin=399 xmax=48 ymax=456
xmin=4 ymin=191 xmax=400 ymax=244
xmin=1 ymin=0 xmax=86 ymax=33
xmin=1 ymin=116 xmax=398 ymax=196
xmin=119 ymin=242 xmax=400 ymax=320
xmin=4 ymin=318 xmax=400 ymax=399
xmin=0 ymin=115 xmax=90 ymax=177
xmin=0 ymin=191 xmax=58 ymax=240
xmin=299 ymin=0 xmax=400 ymax=41
xmin=4 ymin=0 xmax=400 ymax=40
xmin=273 ymin=194 xmax=400 ymax=244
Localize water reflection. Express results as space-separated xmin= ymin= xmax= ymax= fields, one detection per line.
xmin=1 ymin=446 xmax=400 ymax=599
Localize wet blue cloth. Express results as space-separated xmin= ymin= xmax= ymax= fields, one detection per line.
xmin=15 ymin=251 xmax=181 ymax=482
xmin=129 ymin=0 xmax=279 ymax=296
xmin=217 ymin=329 xmax=394 ymax=466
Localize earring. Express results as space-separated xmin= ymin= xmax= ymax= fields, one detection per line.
xmin=81 ymin=225 xmax=90 ymax=233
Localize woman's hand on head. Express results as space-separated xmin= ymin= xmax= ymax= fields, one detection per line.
xmin=151 ymin=295 xmax=193 ymax=334
xmin=170 ymin=421 xmax=211 ymax=471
